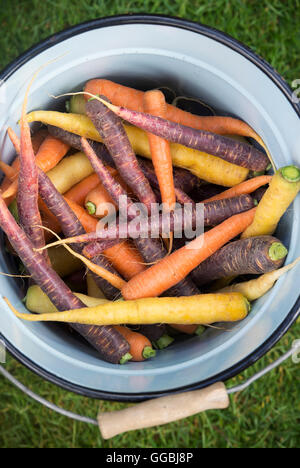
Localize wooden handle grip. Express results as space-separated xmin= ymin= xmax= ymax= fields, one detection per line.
xmin=98 ymin=382 xmax=229 ymax=439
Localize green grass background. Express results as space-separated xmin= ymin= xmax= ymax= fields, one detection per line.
xmin=0 ymin=0 xmax=300 ymax=448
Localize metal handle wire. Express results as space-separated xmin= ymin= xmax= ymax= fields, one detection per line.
xmin=1 ymin=343 xmax=298 ymax=425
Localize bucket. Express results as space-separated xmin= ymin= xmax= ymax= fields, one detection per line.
xmin=0 ymin=15 xmax=300 ymax=409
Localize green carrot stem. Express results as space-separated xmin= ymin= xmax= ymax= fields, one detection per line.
xmin=154 ymin=334 xmax=175 ymax=349
xmin=142 ymin=346 xmax=156 ymax=359
xmin=85 ymin=201 xmax=97 ymax=215
xmin=195 ymin=325 xmax=206 ymax=336
xmin=119 ymin=352 xmax=133 ymax=364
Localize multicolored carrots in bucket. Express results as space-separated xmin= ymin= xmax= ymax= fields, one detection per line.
xmin=1 ymin=75 xmax=299 ymax=366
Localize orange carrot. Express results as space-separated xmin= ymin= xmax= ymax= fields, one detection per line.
xmin=2 ymin=132 xmax=70 ymax=200
xmin=33 ymin=134 xmax=70 ymax=173
xmin=85 ymin=182 xmax=116 ymax=217
xmin=114 ymin=325 xmax=156 ymax=361
xmin=64 ymin=173 xmax=100 ymax=205
xmin=143 ymin=90 xmax=176 ymax=212
xmin=0 ymin=161 xmax=17 ymax=181
xmin=84 ymin=79 xmax=269 ymax=148
xmin=203 ymin=175 xmax=272 ymax=203
xmin=65 ymin=198 xmax=145 ymax=279
xmin=121 ymin=208 xmax=256 ymax=299
xmin=38 ymin=198 xmax=62 ymax=241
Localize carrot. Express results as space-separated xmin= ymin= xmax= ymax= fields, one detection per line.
xmin=48 ymin=124 xmax=200 ymax=194
xmin=218 ymin=256 xmax=300 ymax=301
xmin=190 ymin=236 xmax=288 ymax=286
xmin=84 ymin=80 xmax=266 ymax=146
xmin=203 ymin=175 xmax=273 ymax=203
xmin=17 ymin=80 xmax=46 ymax=257
xmin=0 ymin=127 xmax=47 ymax=195
xmin=92 ymin=96 xmax=269 ymax=172
xmin=48 ymin=245 xmax=83 ymax=277
xmin=38 ymin=169 xmax=124 ymax=300
xmin=46 ymin=152 xmax=94 ymax=194
xmin=33 ymin=134 xmax=70 ymax=172
xmin=121 ymin=208 xmax=256 ymax=300
xmin=48 ymin=124 xmax=115 ymax=167
xmin=190 ymin=183 xmax=224 ymax=203
xmin=84 ymin=169 xmax=131 ymax=217
xmin=0 ymin=160 xmax=62 ymax=241
xmin=25 ymin=284 xmax=108 ymax=315
xmin=242 ymin=166 xmax=300 ymax=238
xmin=85 ymin=183 xmax=117 ymax=217
xmin=0 ymin=161 xmax=17 ymax=180
xmin=8 ymin=292 xmax=250 ymax=326
xmin=64 ymin=173 xmax=100 ymax=205
xmin=86 ymin=97 xmax=156 ymax=213
xmin=0 ymin=194 xmax=130 ymax=363
xmin=143 ymin=90 xmax=176 ymax=212
xmin=79 ymin=137 xmax=200 ymax=295
xmin=51 ymin=194 xmax=255 ymax=249
xmin=114 ymin=326 xmax=156 ymax=361
xmin=64 ymin=198 xmax=145 ymax=280
xmin=130 ymin=324 xmax=167 ymax=342
xmin=3 ymin=131 xmax=70 ymax=200
xmin=26 ymin=111 xmax=249 ymax=186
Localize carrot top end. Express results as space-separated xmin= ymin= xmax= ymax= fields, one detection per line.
xmin=85 ymin=201 xmax=96 ymax=215
xmin=268 ymin=242 xmax=288 ymax=262
xmin=279 ymin=165 xmax=300 ymax=183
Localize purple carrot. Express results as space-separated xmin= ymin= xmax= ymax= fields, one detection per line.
xmin=86 ymin=96 xmax=156 ymax=212
xmin=0 ymin=194 xmax=130 ymax=364
xmin=80 ymin=138 xmax=200 ymax=297
xmin=47 ymin=124 xmax=115 ymax=167
xmin=47 ymin=124 xmax=199 ymax=194
xmin=136 ymin=157 xmax=199 ymax=194
xmin=59 ymin=194 xmax=255 ymax=255
xmin=17 ymin=97 xmax=47 ymax=259
xmin=98 ymin=98 xmax=269 ymax=171
xmin=189 ymin=183 xmax=224 ymax=203
xmin=191 ymin=235 xmax=288 ymax=286
xmin=37 ymin=168 xmax=122 ymax=301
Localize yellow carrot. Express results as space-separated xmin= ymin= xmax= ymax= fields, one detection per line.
xmin=86 ymin=273 xmax=106 ymax=299
xmin=26 ymin=111 xmax=249 ymax=187
xmin=47 ymin=246 xmax=83 ymax=277
xmin=218 ymin=256 xmax=300 ymax=301
xmin=242 ymin=165 xmax=300 ymax=238
xmin=46 ymin=152 xmax=94 ymax=194
xmin=7 ymin=293 xmax=250 ymax=326
xmin=25 ymin=284 xmax=108 ymax=315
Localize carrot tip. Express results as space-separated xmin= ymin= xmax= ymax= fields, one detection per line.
xmin=142 ymin=346 xmax=156 ymax=359
xmin=280 ymin=165 xmax=300 ymax=183
xmin=85 ymin=201 xmax=96 ymax=215
xmin=119 ymin=352 xmax=133 ymax=364
xmin=268 ymin=242 xmax=288 ymax=262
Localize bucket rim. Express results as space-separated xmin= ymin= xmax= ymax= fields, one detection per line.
xmin=1 ymin=13 xmax=299 ymax=401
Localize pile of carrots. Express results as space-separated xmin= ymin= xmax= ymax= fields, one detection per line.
xmin=1 ymin=77 xmax=300 ymax=365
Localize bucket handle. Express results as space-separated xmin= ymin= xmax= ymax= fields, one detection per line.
xmin=0 ymin=342 xmax=298 ymax=439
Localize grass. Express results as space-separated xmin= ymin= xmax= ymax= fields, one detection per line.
xmin=0 ymin=0 xmax=300 ymax=448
